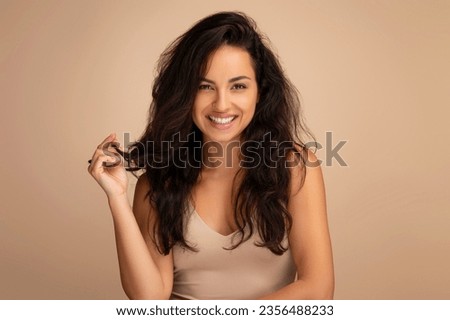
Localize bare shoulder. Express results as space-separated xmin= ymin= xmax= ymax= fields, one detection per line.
xmin=136 ymin=172 xmax=151 ymax=197
xmin=288 ymin=144 xmax=324 ymax=200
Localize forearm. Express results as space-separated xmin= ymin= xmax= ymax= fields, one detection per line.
xmin=257 ymin=279 xmax=334 ymax=300
xmin=108 ymin=195 xmax=167 ymax=299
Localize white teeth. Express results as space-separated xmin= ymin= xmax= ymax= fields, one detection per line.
xmin=208 ymin=116 xmax=235 ymax=124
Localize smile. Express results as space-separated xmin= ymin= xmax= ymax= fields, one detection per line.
xmin=207 ymin=115 xmax=237 ymax=124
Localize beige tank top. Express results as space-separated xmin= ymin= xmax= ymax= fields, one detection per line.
xmin=170 ymin=204 xmax=297 ymax=300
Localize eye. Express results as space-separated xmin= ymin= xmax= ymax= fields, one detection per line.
xmin=232 ymin=83 xmax=247 ymax=90
xmin=199 ymin=84 xmax=213 ymax=90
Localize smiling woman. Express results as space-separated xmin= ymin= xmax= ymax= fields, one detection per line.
xmin=87 ymin=11 xmax=334 ymax=300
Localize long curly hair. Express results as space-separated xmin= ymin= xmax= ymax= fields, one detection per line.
xmin=124 ymin=11 xmax=316 ymax=255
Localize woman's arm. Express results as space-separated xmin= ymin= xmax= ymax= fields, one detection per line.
xmin=88 ymin=134 xmax=173 ymax=299
xmin=110 ymin=175 xmax=173 ymax=299
xmin=257 ymin=148 xmax=334 ymax=299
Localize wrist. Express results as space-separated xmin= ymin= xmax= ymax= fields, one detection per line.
xmin=107 ymin=192 xmax=129 ymax=205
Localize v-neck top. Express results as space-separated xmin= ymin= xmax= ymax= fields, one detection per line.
xmin=170 ymin=205 xmax=297 ymax=300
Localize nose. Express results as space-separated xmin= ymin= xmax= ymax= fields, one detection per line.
xmin=212 ymin=89 xmax=230 ymax=112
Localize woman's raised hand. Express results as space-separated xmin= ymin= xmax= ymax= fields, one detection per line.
xmin=88 ymin=133 xmax=128 ymax=199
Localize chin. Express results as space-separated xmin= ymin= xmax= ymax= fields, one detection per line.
xmin=203 ymin=133 xmax=242 ymax=144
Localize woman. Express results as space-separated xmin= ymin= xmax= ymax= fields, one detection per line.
xmin=88 ymin=11 xmax=334 ymax=300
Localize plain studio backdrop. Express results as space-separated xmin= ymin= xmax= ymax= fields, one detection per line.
xmin=1 ymin=0 xmax=449 ymax=299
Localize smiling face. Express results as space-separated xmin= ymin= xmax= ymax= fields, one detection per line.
xmin=192 ymin=45 xmax=258 ymax=143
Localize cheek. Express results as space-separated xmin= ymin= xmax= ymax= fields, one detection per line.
xmin=192 ymin=95 xmax=202 ymax=113
xmin=244 ymin=95 xmax=258 ymax=124
xmin=240 ymin=94 xmax=257 ymax=115
xmin=193 ymin=95 xmax=210 ymax=114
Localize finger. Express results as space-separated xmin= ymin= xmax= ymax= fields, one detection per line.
xmin=109 ymin=134 xmax=125 ymax=152
xmin=89 ymin=153 xmax=119 ymax=175
xmin=89 ymin=133 xmax=123 ymax=167
xmin=101 ymin=139 xmax=124 ymax=156
xmin=104 ymin=141 xmax=123 ymax=166
xmin=90 ymin=145 xmax=105 ymax=165
xmin=97 ymin=133 xmax=116 ymax=150
xmin=92 ymin=138 xmax=118 ymax=162
xmin=105 ymin=138 xmax=127 ymax=161
xmin=112 ymin=143 xmax=125 ymax=158
xmin=88 ymin=148 xmax=112 ymax=169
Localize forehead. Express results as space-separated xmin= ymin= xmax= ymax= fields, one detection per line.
xmin=203 ymin=45 xmax=255 ymax=78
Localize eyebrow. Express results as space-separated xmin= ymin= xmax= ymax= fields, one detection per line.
xmin=200 ymin=76 xmax=251 ymax=84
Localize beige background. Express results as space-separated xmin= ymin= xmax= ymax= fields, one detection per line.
xmin=1 ymin=0 xmax=449 ymax=299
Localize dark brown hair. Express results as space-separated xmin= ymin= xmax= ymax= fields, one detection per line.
xmin=125 ymin=11 xmax=315 ymax=255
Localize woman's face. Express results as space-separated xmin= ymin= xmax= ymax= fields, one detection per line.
xmin=192 ymin=45 xmax=258 ymax=143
